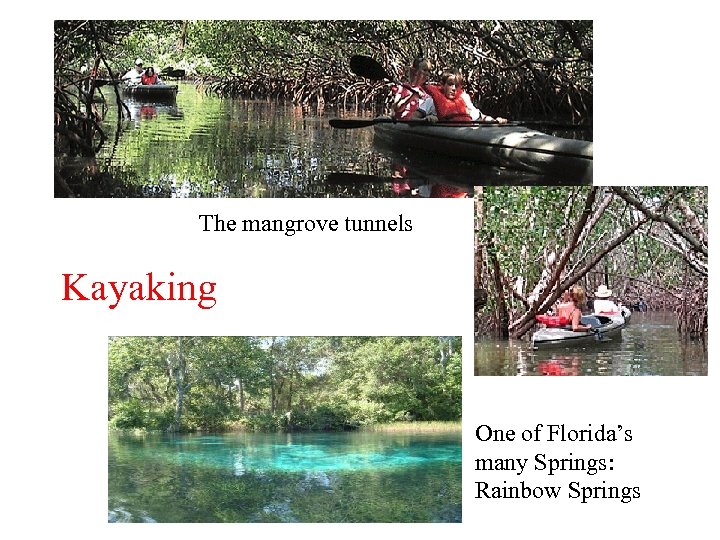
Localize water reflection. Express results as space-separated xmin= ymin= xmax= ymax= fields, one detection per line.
xmin=536 ymin=356 xmax=582 ymax=376
xmin=475 ymin=311 xmax=707 ymax=376
xmin=109 ymin=430 xmax=461 ymax=522
xmin=61 ymin=82 xmax=588 ymax=197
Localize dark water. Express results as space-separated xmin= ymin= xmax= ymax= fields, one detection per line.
xmin=65 ymin=83 xmax=583 ymax=197
xmin=108 ymin=430 xmax=461 ymax=523
xmin=474 ymin=311 xmax=707 ymax=376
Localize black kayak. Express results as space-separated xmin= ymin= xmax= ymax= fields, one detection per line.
xmin=122 ymin=84 xmax=178 ymax=101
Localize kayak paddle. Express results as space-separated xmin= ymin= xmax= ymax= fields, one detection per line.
xmin=330 ymin=117 xmax=589 ymax=130
xmin=349 ymin=55 xmax=422 ymax=96
xmin=326 ymin=172 xmax=473 ymax=187
xmin=350 ymin=55 xmax=394 ymax=82
xmin=329 ymin=117 xmax=515 ymax=129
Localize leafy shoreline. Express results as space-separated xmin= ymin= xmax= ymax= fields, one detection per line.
xmin=109 ymin=337 xmax=461 ymax=434
xmin=109 ymin=420 xmax=462 ymax=435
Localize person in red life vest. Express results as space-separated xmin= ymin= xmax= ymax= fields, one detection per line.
xmin=566 ymin=284 xmax=601 ymax=332
xmin=536 ymin=291 xmax=573 ymax=328
xmin=413 ymin=68 xmax=507 ymax=124
xmin=391 ymin=57 xmax=432 ymax=120
xmin=141 ymin=66 xmax=159 ymax=85
xmin=554 ymin=290 xmax=576 ymax=321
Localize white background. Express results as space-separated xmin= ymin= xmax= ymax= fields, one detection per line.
xmin=1 ymin=8 xmax=717 ymax=539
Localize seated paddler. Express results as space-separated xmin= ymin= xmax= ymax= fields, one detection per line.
xmin=592 ymin=285 xmax=622 ymax=315
xmin=122 ymin=58 xmax=145 ymax=85
xmin=537 ymin=285 xmax=600 ymax=332
xmin=391 ymin=57 xmax=432 ymax=120
xmin=413 ymin=68 xmax=507 ymax=124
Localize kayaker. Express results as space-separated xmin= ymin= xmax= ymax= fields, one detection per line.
xmin=413 ymin=68 xmax=508 ymax=124
xmin=141 ymin=66 xmax=160 ymax=85
xmin=567 ymin=285 xmax=596 ymax=332
xmin=391 ymin=57 xmax=431 ymax=120
xmin=593 ymin=285 xmax=621 ymax=315
xmin=122 ymin=58 xmax=145 ymax=85
xmin=554 ymin=291 xmax=575 ymax=321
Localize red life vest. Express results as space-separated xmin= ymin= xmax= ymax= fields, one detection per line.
xmin=141 ymin=72 xmax=158 ymax=85
xmin=535 ymin=314 xmax=570 ymax=327
xmin=425 ymin=85 xmax=473 ymax=121
xmin=392 ymin=84 xmax=427 ymax=120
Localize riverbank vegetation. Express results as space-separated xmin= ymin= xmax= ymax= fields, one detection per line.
xmin=109 ymin=336 xmax=461 ymax=433
xmin=55 ymin=20 xmax=592 ymax=191
xmin=57 ymin=20 xmax=591 ymax=114
xmin=474 ymin=186 xmax=707 ymax=340
xmin=359 ymin=421 xmax=460 ymax=433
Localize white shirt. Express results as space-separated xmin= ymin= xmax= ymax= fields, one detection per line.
xmin=594 ymin=299 xmax=620 ymax=314
xmin=122 ymin=67 xmax=144 ymax=85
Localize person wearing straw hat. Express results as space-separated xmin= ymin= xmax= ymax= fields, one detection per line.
xmin=593 ymin=285 xmax=621 ymax=315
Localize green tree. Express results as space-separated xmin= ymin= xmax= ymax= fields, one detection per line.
xmin=109 ymin=336 xmax=462 ymax=432
xmin=474 ymin=187 xmax=707 ymax=339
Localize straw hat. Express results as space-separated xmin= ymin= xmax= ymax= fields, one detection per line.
xmin=594 ymin=285 xmax=613 ymax=298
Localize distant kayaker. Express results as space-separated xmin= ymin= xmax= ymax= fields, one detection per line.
xmin=413 ymin=68 xmax=508 ymax=124
xmin=593 ymin=285 xmax=621 ymax=315
xmin=141 ymin=66 xmax=160 ymax=85
xmin=391 ymin=57 xmax=431 ymax=120
xmin=122 ymin=58 xmax=145 ymax=85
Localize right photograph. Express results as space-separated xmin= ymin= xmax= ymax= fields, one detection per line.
xmin=474 ymin=186 xmax=708 ymax=376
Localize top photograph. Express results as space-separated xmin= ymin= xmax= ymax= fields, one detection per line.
xmin=54 ymin=20 xmax=593 ymax=198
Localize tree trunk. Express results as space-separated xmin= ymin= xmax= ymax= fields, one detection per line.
xmin=173 ymin=383 xmax=185 ymax=432
xmin=270 ymin=371 xmax=276 ymax=414
xmin=474 ymin=186 xmax=484 ymax=290
xmin=238 ymin=379 xmax=245 ymax=412
xmin=509 ymin=187 xmax=598 ymax=337
xmin=287 ymin=378 xmax=293 ymax=410
xmin=268 ymin=337 xmax=277 ymax=414
xmin=439 ymin=337 xmax=448 ymax=376
xmin=169 ymin=338 xmax=188 ymax=433
xmin=488 ymin=239 xmax=509 ymax=338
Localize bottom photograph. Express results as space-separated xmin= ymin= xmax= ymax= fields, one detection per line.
xmin=108 ymin=336 xmax=461 ymax=523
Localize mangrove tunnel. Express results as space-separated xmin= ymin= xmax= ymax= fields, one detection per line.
xmin=54 ymin=20 xmax=593 ymax=195
xmin=473 ymin=186 xmax=708 ymax=341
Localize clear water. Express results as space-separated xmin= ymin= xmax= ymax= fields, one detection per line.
xmin=68 ymin=82 xmax=578 ymax=197
xmin=475 ymin=311 xmax=707 ymax=376
xmin=108 ymin=430 xmax=461 ymax=522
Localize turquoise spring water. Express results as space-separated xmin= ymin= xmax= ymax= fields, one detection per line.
xmin=109 ymin=430 xmax=461 ymax=523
